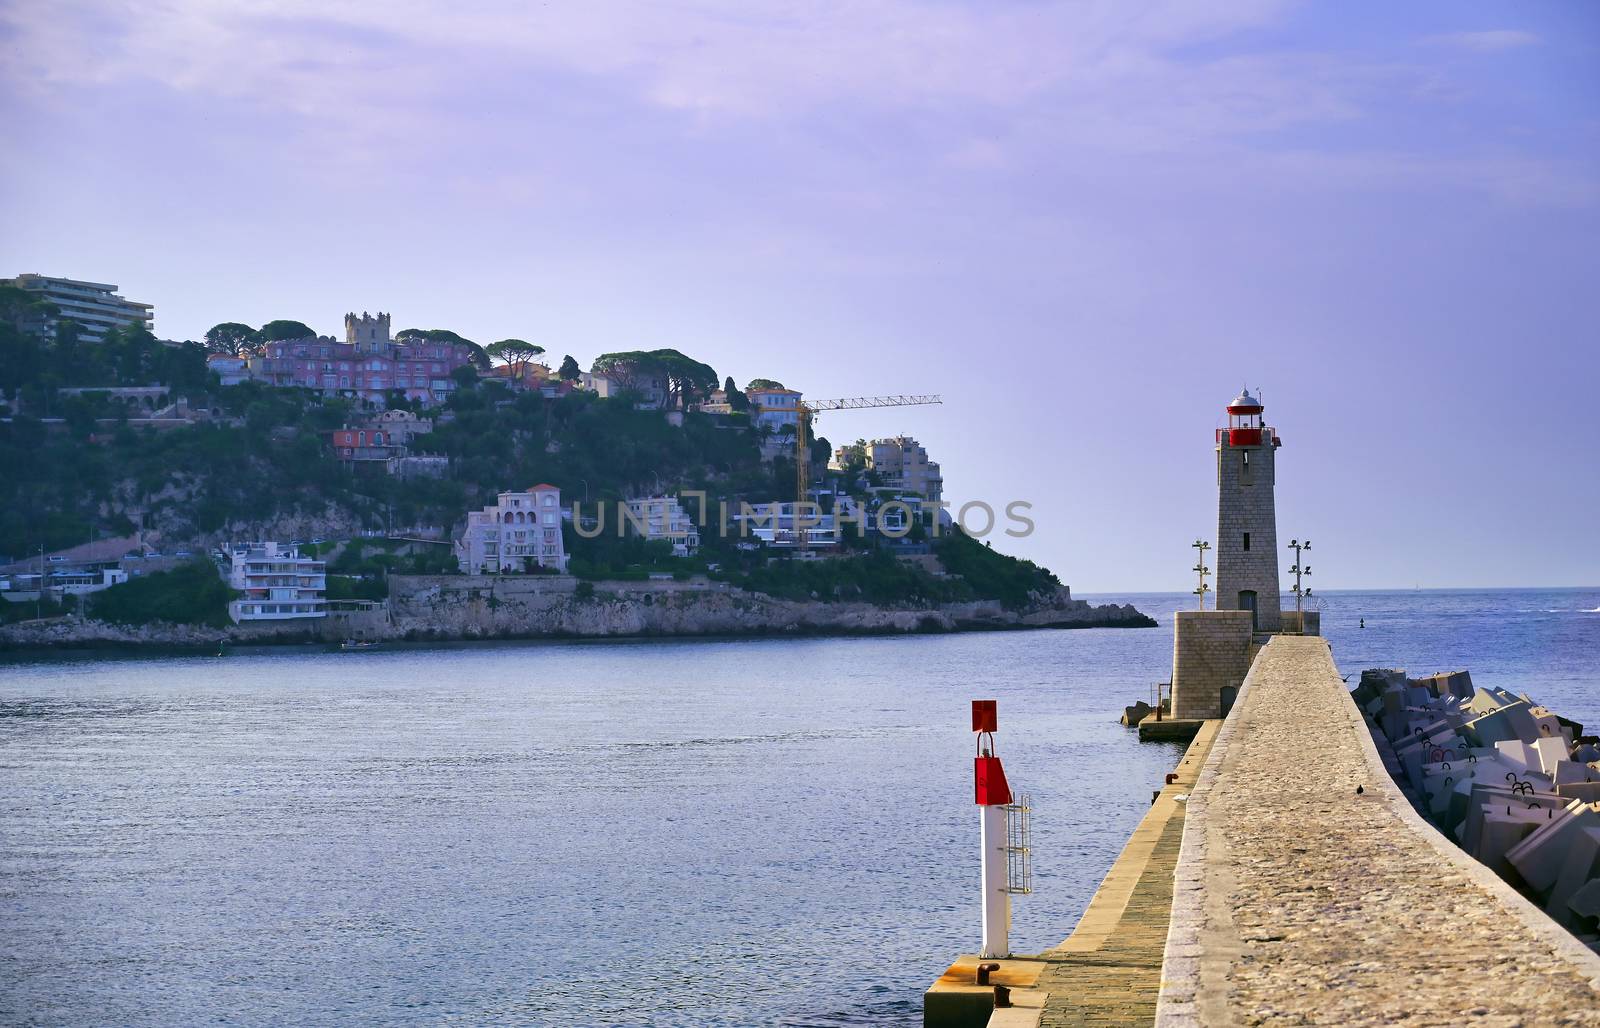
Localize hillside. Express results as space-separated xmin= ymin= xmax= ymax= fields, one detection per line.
xmin=1 ymin=324 xmax=1105 ymax=618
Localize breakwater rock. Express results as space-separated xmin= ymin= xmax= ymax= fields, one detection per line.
xmin=0 ymin=579 xmax=1155 ymax=651
xmin=1355 ymin=667 xmax=1600 ymax=945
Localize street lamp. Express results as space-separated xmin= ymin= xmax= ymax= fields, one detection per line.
xmin=1191 ymin=539 xmax=1211 ymax=611
xmin=1287 ymin=539 xmax=1312 ymax=633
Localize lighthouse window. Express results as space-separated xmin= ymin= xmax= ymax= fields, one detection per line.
xmin=1243 ymin=532 xmax=1251 ymax=551
xmin=1242 ymin=451 xmax=1250 ymax=466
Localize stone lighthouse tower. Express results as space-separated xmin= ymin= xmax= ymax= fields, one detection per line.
xmin=1214 ymin=389 xmax=1281 ymax=633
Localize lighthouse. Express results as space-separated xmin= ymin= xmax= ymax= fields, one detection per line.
xmin=1214 ymin=389 xmax=1281 ymax=633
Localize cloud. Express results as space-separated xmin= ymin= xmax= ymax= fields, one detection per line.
xmin=1 ymin=1 xmax=1297 ymax=121
xmin=1424 ymin=29 xmax=1541 ymax=52
xmin=1 ymin=1 xmax=1588 ymax=211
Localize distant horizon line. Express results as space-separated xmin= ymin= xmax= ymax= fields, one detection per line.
xmin=1077 ymin=585 xmax=1600 ymax=597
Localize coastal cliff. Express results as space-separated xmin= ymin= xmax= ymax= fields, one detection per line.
xmin=0 ymin=577 xmax=1154 ymax=651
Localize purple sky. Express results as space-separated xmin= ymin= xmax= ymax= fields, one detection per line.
xmin=3 ymin=1 xmax=1596 ymax=590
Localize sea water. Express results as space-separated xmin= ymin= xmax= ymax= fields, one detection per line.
xmin=1 ymin=588 xmax=1594 ymax=1025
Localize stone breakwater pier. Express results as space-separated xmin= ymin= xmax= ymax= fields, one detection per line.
xmin=926 ymin=636 xmax=1600 ymax=1027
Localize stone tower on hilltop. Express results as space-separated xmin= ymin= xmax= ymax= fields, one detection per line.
xmin=1214 ymin=388 xmax=1281 ymax=633
xmin=345 ymin=311 xmax=391 ymax=351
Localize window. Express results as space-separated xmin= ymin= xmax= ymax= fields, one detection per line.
xmin=1243 ymin=532 xmax=1251 ymax=551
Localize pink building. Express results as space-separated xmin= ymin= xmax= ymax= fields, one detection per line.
xmin=251 ymin=312 xmax=478 ymax=405
xmin=455 ymin=484 xmax=568 ymax=574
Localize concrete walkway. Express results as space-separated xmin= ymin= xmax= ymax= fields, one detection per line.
xmin=1157 ymin=636 xmax=1600 ymax=1026
xmin=1029 ymin=722 xmax=1221 ymax=1027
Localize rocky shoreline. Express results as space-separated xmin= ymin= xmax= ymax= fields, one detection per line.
xmin=0 ymin=580 xmax=1155 ymax=653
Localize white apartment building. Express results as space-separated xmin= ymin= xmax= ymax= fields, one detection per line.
xmin=5 ymin=274 xmax=154 ymax=342
xmin=227 ymin=542 xmax=327 ymax=622
xmin=747 ymin=387 xmax=803 ymax=431
xmin=372 ymin=409 xmax=434 ymax=445
xmin=732 ymin=501 xmax=839 ymax=548
xmin=206 ymin=354 xmax=252 ymax=386
xmin=621 ymin=496 xmax=700 ymax=556
xmin=456 ymin=484 xmax=568 ymax=574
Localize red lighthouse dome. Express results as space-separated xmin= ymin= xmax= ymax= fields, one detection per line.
xmin=1225 ymin=389 xmax=1265 ymax=446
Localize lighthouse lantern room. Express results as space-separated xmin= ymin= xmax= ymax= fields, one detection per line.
xmin=1225 ymin=389 xmax=1265 ymax=447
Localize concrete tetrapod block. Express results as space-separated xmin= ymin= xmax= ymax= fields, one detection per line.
xmin=1556 ymin=781 xmax=1600 ymax=803
xmin=1464 ymin=701 xmax=1540 ymax=748
xmin=1567 ymin=878 xmax=1600 ymax=920
xmin=1496 ymin=740 xmax=1541 ymax=772
xmin=1474 ymin=809 xmax=1546 ymax=878
xmin=1459 ymin=785 xmax=1570 ymax=852
xmin=1545 ymin=826 xmax=1600 ymax=932
xmin=1435 ymin=765 xmax=1546 ymax=835
xmin=1534 ymin=736 xmax=1571 ymax=776
xmin=1441 ymin=670 xmax=1475 ymax=699
xmin=1530 ymin=706 xmax=1568 ymax=743
xmin=1469 ymin=686 xmax=1522 ymax=716
xmin=1552 ymin=760 xmax=1598 ymax=787
xmin=1507 ymin=801 xmax=1600 ymax=894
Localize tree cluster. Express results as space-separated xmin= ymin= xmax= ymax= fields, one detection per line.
xmin=591 ymin=349 xmax=720 ymax=409
xmin=0 ymin=287 xmax=210 ymax=409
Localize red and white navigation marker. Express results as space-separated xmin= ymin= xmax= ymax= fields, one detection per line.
xmin=973 ymin=699 xmax=1013 ymax=959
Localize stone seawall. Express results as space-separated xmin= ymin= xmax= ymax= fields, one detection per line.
xmin=384 ymin=576 xmax=1152 ymax=640
xmin=0 ymin=579 xmax=1155 ymax=651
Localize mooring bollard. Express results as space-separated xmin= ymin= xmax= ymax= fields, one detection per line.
xmin=976 ymin=962 xmax=1000 ymax=986
xmin=994 ymin=984 xmax=1012 ymax=1008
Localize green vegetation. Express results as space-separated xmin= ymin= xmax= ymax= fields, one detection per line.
xmin=330 ymin=540 xmax=456 ymax=580
xmin=0 ymin=372 xmax=803 ymax=554
xmin=259 ymin=320 xmax=316 ymax=342
xmin=717 ymin=549 xmax=970 ymax=607
xmin=934 ymin=530 xmax=1061 ymax=609
xmin=0 ymin=593 xmax=73 ymax=625
xmin=327 ymin=575 xmax=387 ymax=601
xmin=592 ymin=349 xmax=719 ymax=408
xmin=486 ymin=339 xmax=544 ymax=372
xmin=204 ymin=322 xmax=260 ymax=357
xmin=565 ymin=530 xmax=684 ymax=581
xmin=90 ymin=560 xmax=234 ymax=627
xmin=1 ymin=307 xmax=1071 ymax=615
xmin=1 ymin=296 xmax=210 ymax=408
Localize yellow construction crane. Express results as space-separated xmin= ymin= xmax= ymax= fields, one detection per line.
xmin=793 ymin=394 xmax=943 ymax=548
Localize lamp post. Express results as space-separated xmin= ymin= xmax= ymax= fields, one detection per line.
xmin=1191 ymin=539 xmax=1211 ymax=610
xmin=1288 ymin=539 xmax=1312 ymax=633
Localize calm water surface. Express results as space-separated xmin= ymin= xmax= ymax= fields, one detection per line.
xmin=2 ymin=588 xmax=1595 ymax=1025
